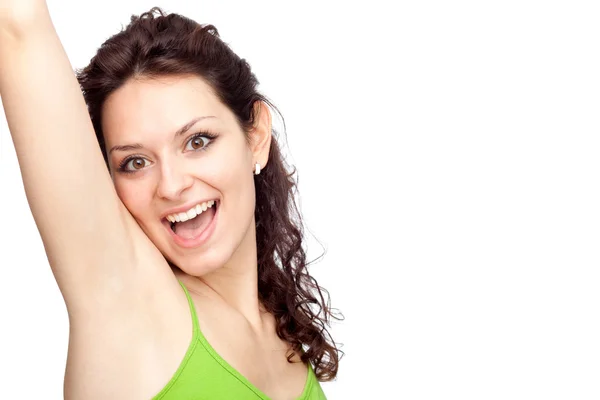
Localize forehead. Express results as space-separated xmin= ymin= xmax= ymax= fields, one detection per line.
xmin=101 ymin=74 xmax=227 ymax=143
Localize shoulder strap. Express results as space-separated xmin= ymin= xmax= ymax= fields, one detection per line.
xmin=178 ymin=280 xmax=200 ymax=335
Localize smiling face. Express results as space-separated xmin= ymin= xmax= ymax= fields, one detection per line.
xmin=101 ymin=74 xmax=271 ymax=276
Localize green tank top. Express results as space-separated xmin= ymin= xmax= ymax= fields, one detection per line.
xmin=152 ymin=281 xmax=327 ymax=399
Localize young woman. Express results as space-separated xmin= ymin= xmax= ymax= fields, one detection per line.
xmin=0 ymin=3 xmax=340 ymax=399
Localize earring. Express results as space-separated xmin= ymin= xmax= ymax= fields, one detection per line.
xmin=254 ymin=163 xmax=261 ymax=175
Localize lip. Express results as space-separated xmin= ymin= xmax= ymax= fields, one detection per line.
xmin=160 ymin=198 xmax=219 ymax=220
xmin=162 ymin=200 xmax=219 ymax=249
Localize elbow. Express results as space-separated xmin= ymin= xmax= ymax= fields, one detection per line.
xmin=0 ymin=2 xmax=53 ymax=41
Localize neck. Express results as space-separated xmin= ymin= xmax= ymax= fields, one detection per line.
xmin=177 ymin=217 xmax=267 ymax=332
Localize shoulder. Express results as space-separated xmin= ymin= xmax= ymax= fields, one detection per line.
xmin=64 ymin=241 xmax=195 ymax=399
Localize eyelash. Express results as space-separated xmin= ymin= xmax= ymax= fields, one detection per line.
xmin=117 ymin=131 xmax=218 ymax=174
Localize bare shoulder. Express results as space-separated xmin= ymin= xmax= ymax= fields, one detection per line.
xmin=63 ymin=212 xmax=195 ymax=400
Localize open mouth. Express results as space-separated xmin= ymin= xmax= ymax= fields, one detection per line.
xmin=163 ymin=200 xmax=219 ymax=242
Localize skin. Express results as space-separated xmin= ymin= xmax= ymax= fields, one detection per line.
xmin=1 ymin=0 xmax=310 ymax=393
xmin=103 ymin=74 xmax=267 ymax=323
xmin=100 ymin=74 xmax=309 ymax=398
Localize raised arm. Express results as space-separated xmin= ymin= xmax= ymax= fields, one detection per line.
xmin=0 ymin=2 xmax=139 ymax=315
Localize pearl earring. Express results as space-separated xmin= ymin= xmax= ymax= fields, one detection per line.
xmin=254 ymin=163 xmax=261 ymax=175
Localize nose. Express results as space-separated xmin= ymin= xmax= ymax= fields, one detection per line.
xmin=156 ymin=158 xmax=194 ymax=200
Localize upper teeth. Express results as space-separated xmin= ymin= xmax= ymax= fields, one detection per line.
xmin=166 ymin=200 xmax=216 ymax=223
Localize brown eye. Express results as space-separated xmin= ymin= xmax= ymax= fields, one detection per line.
xmin=186 ymin=133 xmax=214 ymax=151
xmin=190 ymin=136 xmax=206 ymax=150
xmin=131 ymin=158 xmax=145 ymax=169
xmin=120 ymin=157 xmax=149 ymax=173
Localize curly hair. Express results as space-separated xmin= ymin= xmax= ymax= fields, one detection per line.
xmin=76 ymin=7 xmax=342 ymax=381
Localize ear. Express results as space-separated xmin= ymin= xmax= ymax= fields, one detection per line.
xmin=249 ymin=100 xmax=272 ymax=171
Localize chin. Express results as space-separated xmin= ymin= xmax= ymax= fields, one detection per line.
xmin=169 ymin=250 xmax=228 ymax=277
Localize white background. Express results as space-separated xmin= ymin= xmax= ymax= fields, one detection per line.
xmin=1 ymin=0 xmax=600 ymax=399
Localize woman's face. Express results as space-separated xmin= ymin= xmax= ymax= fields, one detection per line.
xmin=101 ymin=74 xmax=271 ymax=276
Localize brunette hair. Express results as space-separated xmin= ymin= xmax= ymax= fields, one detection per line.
xmin=76 ymin=7 xmax=342 ymax=380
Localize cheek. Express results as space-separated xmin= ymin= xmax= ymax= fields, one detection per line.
xmin=114 ymin=179 xmax=151 ymax=218
xmin=209 ymin=139 xmax=253 ymax=190
xmin=209 ymin=143 xmax=256 ymax=227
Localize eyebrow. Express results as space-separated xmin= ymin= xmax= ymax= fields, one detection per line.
xmin=108 ymin=116 xmax=216 ymax=155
